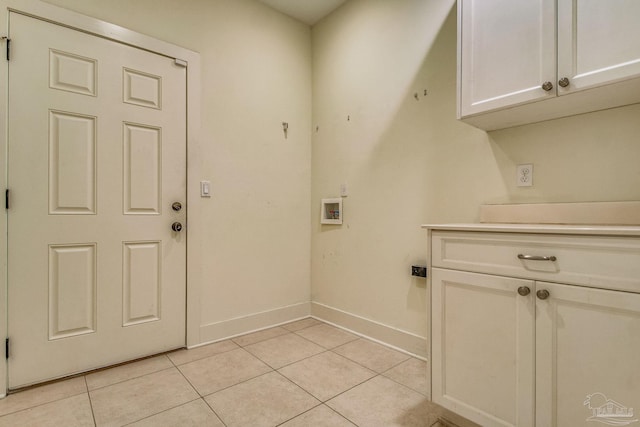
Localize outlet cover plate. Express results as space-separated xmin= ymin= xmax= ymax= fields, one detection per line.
xmin=517 ymin=164 xmax=533 ymax=187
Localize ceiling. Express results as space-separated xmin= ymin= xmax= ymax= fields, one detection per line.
xmin=258 ymin=0 xmax=348 ymax=25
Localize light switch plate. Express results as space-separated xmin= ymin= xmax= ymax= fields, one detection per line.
xmin=200 ymin=180 xmax=211 ymax=197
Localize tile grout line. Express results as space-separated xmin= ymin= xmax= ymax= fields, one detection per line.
xmin=228 ymin=323 xmax=413 ymax=423
xmin=265 ymin=346 xmax=377 ymax=425
xmin=240 ymin=327 xmax=319 ymax=351
xmin=86 ymin=364 xmax=176 ymax=393
xmin=167 ymin=342 xmax=241 ymax=367
xmin=231 ymin=327 xmax=290 ymax=347
xmin=273 ymin=401 xmax=327 ymax=427
xmin=1 ymin=319 xmax=423 ymax=426
xmin=182 ymin=346 xmax=279 ymax=398
xmin=322 ymin=370 xmax=381 ymax=405
xmin=273 ymin=369 xmax=322 ymax=402
xmin=199 ymin=367 xmax=275 ymax=399
xmin=170 ymin=357 xmax=230 ymax=426
xmin=319 ymin=348 xmax=429 ymax=401
xmin=84 ymin=376 xmax=98 ymax=427
xmin=201 ymin=396 xmax=229 ymax=427
xmin=173 ymin=356 xmax=213 ymax=398
xmin=119 ymin=397 xmax=206 ymax=427
xmin=0 ymin=385 xmax=88 ymax=419
xmin=272 ymin=348 xmax=330 ymax=371
xmin=321 ymin=372 xmax=386 ymax=425
xmin=380 ymin=361 xmax=429 ymax=397
xmin=267 ymin=371 xmax=324 ymax=426
xmin=324 ymin=346 xmax=392 ymax=376
xmin=291 ymin=328 xmax=360 ymax=351
xmin=224 ymin=318 xmax=322 ymax=348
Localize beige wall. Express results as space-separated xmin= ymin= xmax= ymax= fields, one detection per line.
xmin=41 ymin=0 xmax=313 ymax=340
xmin=311 ymin=0 xmax=640 ymax=344
xmin=33 ymin=0 xmax=640 ymax=352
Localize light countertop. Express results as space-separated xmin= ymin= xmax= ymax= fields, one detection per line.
xmin=421 ymin=223 xmax=640 ymax=237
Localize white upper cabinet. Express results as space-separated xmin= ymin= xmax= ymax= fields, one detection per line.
xmin=459 ymin=0 xmax=556 ymax=117
xmin=557 ymin=0 xmax=640 ymax=94
xmin=458 ymin=0 xmax=640 ymax=130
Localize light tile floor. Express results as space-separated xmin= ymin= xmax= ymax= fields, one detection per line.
xmin=0 ymin=318 xmax=479 ymax=427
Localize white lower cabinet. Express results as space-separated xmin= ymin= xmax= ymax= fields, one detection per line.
xmin=429 ymin=230 xmax=640 ymax=427
xmin=535 ymin=282 xmax=640 ymax=427
xmin=432 ymin=268 xmax=535 ymax=426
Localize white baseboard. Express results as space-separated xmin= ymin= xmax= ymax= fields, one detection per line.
xmin=195 ymin=301 xmax=428 ymax=361
xmin=196 ymin=301 xmax=311 ymax=348
xmin=311 ymin=302 xmax=427 ymax=359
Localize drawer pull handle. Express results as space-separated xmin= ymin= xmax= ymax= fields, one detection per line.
xmin=518 ymin=254 xmax=557 ymax=262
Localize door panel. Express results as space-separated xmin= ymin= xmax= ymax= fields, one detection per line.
xmin=535 ymin=282 xmax=640 ymax=426
xmin=122 ymin=241 xmax=161 ymax=326
xmin=7 ymin=12 xmax=187 ymax=388
xmin=48 ymin=244 xmax=97 ymax=340
xmin=49 ymin=110 xmax=97 ymax=214
xmin=123 ymin=123 xmax=162 ymax=214
xmin=459 ymin=0 xmax=556 ymax=116
xmin=431 ymin=268 xmax=535 ymax=427
xmin=557 ymin=0 xmax=640 ymax=93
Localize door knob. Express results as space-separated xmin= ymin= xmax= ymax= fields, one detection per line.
xmin=536 ymin=289 xmax=550 ymax=300
xmin=172 ymin=202 xmax=182 ymax=211
xmin=558 ymin=77 xmax=570 ymax=87
xmin=541 ymin=81 xmax=553 ymax=91
xmin=171 ymin=222 xmax=183 ymax=232
xmin=517 ymin=286 xmax=531 ymax=296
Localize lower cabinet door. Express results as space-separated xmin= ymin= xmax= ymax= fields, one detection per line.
xmin=431 ymin=268 xmax=535 ymax=427
xmin=535 ymin=282 xmax=640 ymax=427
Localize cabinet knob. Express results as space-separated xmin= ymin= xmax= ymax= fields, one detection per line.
xmin=558 ymin=77 xmax=570 ymax=88
xmin=541 ymin=81 xmax=554 ymax=91
xmin=536 ymin=289 xmax=550 ymax=300
xmin=517 ymin=286 xmax=531 ymax=296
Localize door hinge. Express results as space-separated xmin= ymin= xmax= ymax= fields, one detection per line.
xmin=5 ymin=338 xmax=8 ymax=360
xmin=5 ymin=189 xmax=9 ymax=209
xmin=2 ymin=37 xmax=10 ymax=61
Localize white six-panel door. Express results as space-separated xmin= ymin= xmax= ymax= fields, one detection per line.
xmin=7 ymin=12 xmax=187 ymax=388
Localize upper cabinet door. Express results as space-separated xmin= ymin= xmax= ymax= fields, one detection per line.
xmin=458 ymin=0 xmax=556 ymax=117
xmin=557 ymin=0 xmax=640 ymax=95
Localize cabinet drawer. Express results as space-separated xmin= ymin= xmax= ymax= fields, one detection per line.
xmin=431 ymin=231 xmax=640 ymax=293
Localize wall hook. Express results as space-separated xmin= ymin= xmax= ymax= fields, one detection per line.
xmin=282 ymin=122 xmax=288 ymax=138
xmin=414 ymin=93 xmax=419 ymax=100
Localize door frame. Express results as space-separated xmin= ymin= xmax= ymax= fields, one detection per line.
xmin=0 ymin=0 xmax=203 ymax=397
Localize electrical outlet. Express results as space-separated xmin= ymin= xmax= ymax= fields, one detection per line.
xmin=411 ymin=266 xmax=427 ymax=278
xmin=517 ymin=164 xmax=533 ymax=187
